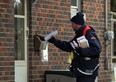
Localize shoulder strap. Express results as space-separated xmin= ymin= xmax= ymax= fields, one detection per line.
xmin=83 ymin=26 xmax=91 ymax=36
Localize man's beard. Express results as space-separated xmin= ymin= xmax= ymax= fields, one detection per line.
xmin=73 ymin=28 xmax=77 ymax=31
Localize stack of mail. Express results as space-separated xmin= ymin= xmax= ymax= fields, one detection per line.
xmin=77 ymin=36 xmax=89 ymax=48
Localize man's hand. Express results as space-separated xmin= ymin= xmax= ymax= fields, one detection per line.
xmin=44 ymin=30 xmax=58 ymax=41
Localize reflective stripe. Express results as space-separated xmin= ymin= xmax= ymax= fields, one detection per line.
xmin=93 ymin=64 xmax=99 ymax=71
xmin=83 ymin=57 xmax=91 ymax=60
xmin=77 ymin=64 xmax=99 ymax=75
xmin=70 ymin=41 xmax=78 ymax=49
xmin=70 ymin=42 xmax=75 ymax=49
xmin=73 ymin=41 xmax=78 ymax=48
xmin=77 ymin=68 xmax=93 ymax=75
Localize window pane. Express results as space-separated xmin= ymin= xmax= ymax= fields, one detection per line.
xmin=114 ymin=22 xmax=116 ymax=56
xmin=71 ymin=0 xmax=77 ymax=6
xmin=111 ymin=0 xmax=116 ymax=12
xmin=14 ymin=18 xmax=24 ymax=60
xmin=114 ymin=15 xmax=116 ymax=19
xmin=14 ymin=0 xmax=25 ymax=15
xmin=71 ymin=8 xmax=77 ymax=17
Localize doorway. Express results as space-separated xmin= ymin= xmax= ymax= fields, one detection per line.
xmin=111 ymin=12 xmax=116 ymax=82
xmin=14 ymin=0 xmax=29 ymax=82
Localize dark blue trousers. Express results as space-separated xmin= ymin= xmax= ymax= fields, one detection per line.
xmin=76 ymin=76 xmax=96 ymax=82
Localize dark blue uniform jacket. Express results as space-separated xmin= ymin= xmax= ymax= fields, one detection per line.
xmin=50 ymin=25 xmax=102 ymax=77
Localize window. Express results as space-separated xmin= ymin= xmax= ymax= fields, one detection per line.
xmin=111 ymin=12 xmax=116 ymax=62
xmin=114 ymin=22 xmax=116 ymax=55
xmin=111 ymin=12 xmax=116 ymax=82
xmin=70 ymin=0 xmax=86 ymax=22
xmin=111 ymin=0 xmax=116 ymax=12
xmin=71 ymin=0 xmax=81 ymax=17
xmin=71 ymin=0 xmax=77 ymax=6
xmin=14 ymin=0 xmax=26 ymax=60
xmin=14 ymin=18 xmax=25 ymax=60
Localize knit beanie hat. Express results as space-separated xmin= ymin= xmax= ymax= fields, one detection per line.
xmin=70 ymin=12 xmax=85 ymax=25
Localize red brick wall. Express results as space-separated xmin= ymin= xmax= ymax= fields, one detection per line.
xmin=0 ymin=0 xmax=14 ymax=82
xmin=29 ymin=0 xmax=71 ymax=82
xmin=83 ymin=0 xmax=111 ymax=82
xmin=29 ymin=0 xmax=112 ymax=82
xmin=0 ymin=0 xmax=111 ymax=82
xmin=0 ymin=0 xmax=112 ymax=82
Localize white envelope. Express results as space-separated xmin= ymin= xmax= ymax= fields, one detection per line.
xmin=44 ymin=30 xmax=58 ymax=41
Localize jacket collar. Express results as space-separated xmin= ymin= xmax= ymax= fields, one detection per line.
xmin=75 ymin=24 xmax=86 ymax=36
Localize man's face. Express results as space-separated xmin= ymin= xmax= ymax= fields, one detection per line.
xmin=71 ymin=22 xmax=80 ymax=31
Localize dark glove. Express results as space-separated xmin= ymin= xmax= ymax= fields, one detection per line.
xmin=48 ymin=36 xmax=56 ymax=43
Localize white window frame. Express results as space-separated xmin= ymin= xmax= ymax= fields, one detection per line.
xmin=14 ymin=0 xmax=28 ymax=61
xmin=70 ymin=0 xmax=86 ymax=22
xmin=111 ymin=12 xmax=116 ymax=60
xmin=71 ymin=0 xmax=81 ymax=18
xmin=110 ymin=12 xmax=116 ymax=82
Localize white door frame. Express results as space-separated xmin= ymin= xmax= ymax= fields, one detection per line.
xmin=14 ymin=0 xmax=28 ymax=82
xmin=111 ymin=12 xmax=116 ymax=82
